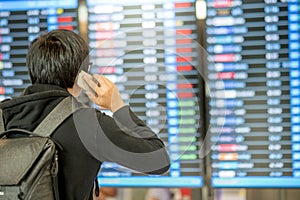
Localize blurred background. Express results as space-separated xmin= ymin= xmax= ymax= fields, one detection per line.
xmin=0 ymin=0 xmax=300 ymax=199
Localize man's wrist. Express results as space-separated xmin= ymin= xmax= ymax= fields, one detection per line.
xmin=111 ymin=100 xmax=126 ymax=113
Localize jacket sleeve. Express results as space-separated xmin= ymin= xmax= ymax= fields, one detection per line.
xmin=74 ymin=106 xmax=170 ymax=175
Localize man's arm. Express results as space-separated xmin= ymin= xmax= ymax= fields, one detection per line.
xmin=76 ymin=74 xmax=170 ymax=174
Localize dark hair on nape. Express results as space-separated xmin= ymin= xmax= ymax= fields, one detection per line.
xmin=26 ymin=29 xmax=89 ymax=89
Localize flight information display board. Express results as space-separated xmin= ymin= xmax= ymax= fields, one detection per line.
xmin=0 ymin=0 xmax=78 ymax=100
xmin=206 ymin=0 xmax=300 ymax=188
xmin=87 ymin=0 xmax=204 ymax=187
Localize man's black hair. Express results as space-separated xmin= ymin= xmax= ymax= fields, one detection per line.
xmin=26 ymin=29 xmax=89 ymax=89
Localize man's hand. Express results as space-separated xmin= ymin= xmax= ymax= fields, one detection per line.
xmin=83 ymin=74 xmax=125 ymax=112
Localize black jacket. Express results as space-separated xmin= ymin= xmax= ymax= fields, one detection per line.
xmin=0 ymin=84 xmax=170 ymax=200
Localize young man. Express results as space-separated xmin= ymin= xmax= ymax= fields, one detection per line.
xmin=0 ymin=29 xmax=170 ymax=200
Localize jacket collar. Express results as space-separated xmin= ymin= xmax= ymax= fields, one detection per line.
xmin=22 ymin=84 xmax=68 ymax=95
xmin=0 ymin=84 xmax=70 ymax=109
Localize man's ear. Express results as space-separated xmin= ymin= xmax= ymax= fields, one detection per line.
xmin=67 ymin=84 xmax=82 ymax=97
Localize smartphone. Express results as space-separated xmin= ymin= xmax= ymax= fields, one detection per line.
xmin=77 ymin=70 xmax=98 ymax=93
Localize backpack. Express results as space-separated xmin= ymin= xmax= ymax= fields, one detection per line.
xmin=0 ymin=97 xmax=73 ymax=200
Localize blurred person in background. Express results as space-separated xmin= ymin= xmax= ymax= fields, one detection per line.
xmin=145 ymin=188 xmax=172 ymax=200
xmin=93 ymin=188 xmax=117 ymax=200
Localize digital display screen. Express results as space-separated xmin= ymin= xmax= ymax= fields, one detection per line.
xmin=206 ymin=0 xmax=300 ymax=188
xmin=0 ymin=0 xmax=78 ymax=100
xmin=5 ymin=0 xmax=300 ymax=190
xmin=87 ymin=0 xmax=204 ymax=187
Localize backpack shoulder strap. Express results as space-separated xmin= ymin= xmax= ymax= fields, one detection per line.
xmin=0 ymin=109 xmax=4 ymax=133
xmin=33 ymin=96 xmax=74 ymax=137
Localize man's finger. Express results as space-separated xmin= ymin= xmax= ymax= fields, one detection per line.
xmin=86 ymin=91 xmax=97 ymax=102
xmin=92 ymin=74 xmax=102 ymax=87
xmin=96 ymin=75 xmax=114 ymax=89
xmin=84 ymin=74 xmax=99 ymax=91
